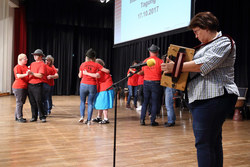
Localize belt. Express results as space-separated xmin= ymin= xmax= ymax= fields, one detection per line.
xmin=144 ymin=80 xmax=160 ymax=83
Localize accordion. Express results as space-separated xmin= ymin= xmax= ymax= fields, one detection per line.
xmin=160 ymin=44 xmax=195 ymax=91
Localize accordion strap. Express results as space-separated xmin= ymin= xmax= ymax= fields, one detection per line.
xmin=187 ymin=35 xmax=234 ymax=86
xmin=194 ymin=34 xmax=234 ymax=53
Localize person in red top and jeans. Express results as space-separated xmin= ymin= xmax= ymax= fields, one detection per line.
xmin=78 ymin=48 xmax=110 ymax=125
xmin=28 ymin=49 xmax=47 ymax=123
xmin=44 ymin=55 xmax=59 ymax=115
xmin=12 ymin=53 xmax=31 ymax=123
xmin=140 ymin=44 xmax=163 ymax=126
xmin=126 ymin=60 xmax=139 ymax=109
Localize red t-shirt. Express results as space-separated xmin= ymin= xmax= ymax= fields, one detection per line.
xmin=79 ymin=61 xmax=103 ymax=85
xmin=29 ymin=61 xmax=46 ymax=84
xmin=127 ymin=69 xmax=139 ymax=86
xmin=96 ymin=71 xmax=113 ymax=92
xmin=45 ymin=65 xmax=57 ymax=86
xmin=12 ymin=64 xmax=29 ymax=89
xmin=138 ymin=74 xmax=144 ymax=85
xmin=142 ymin=56 xmax=163 ymax=81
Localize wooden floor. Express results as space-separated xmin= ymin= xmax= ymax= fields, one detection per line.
xmin=0 ymin=95 xmax=250 ymax=167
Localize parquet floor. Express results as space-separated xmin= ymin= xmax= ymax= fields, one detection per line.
xmin=0 ymin=95 xmax=249 ymax=167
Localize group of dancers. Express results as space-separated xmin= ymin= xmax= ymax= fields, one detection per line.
xmin=12 ymin=49 xmax=58 ymax=123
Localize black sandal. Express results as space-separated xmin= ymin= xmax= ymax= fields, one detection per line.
xmin=99 ymin=120 xmax=109 ymax=124
xmin=92 ymin=117 xmax=102 ymax=122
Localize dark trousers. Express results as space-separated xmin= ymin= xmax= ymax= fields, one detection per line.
xmin=188 ymin=93 xmax=237 ymax=167
xmin=48 ymin=86 xmax=54 ymax=111
xmin=140 ymin=80 xmax=161 ymax=123
xmin=28 ymin=83 xmax=46 ymax=120
xmin=13 ymin=88 xmax=27 ymax=119
xmin=127 ymin=85 xmax=138 ymax=107
xmin=137 ymin=84 xmax=144 ymax=105
xmin=42 ymin=83 xmax=51 ymax=114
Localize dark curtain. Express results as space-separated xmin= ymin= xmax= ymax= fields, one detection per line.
xmin=73 ymin=27 xmax=113 ymax=94
xmin=26 ymin=24 xmax=74 ymax=95
xmin=25 ymin=0 xmax=113 ymax=95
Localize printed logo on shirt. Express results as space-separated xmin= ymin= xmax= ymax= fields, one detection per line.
xmin=85 ymin=65 xmax=96 ymax=72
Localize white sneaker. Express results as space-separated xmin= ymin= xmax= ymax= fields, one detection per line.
xmin=137 ymin=102 xmax=140 ymax=108
xmin=79 ymin=117 xmax=84 ymax=123
xmin=136 ymin=106 xmax=142 ymax=111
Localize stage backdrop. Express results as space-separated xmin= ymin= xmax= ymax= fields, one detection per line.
xmin=22 ymin=0 xmax=249 ymax=102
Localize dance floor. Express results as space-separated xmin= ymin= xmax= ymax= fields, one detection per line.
xmin=0 ymin=95 xmax=249 ymax=167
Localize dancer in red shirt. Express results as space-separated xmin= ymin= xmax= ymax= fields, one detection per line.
xmin=126 ymin=60 xmax=139 ymax=109
xmin=28 ymin=49 xmax=47 ymax=123
xmin=90 ymin=59 xmax=114 ymax=124
xmin=12 ymin=53 xmax=31 ymax=123
xmin=44 ymin=55 xmax=59 ymax=115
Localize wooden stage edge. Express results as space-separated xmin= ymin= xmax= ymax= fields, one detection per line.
xmin=0 ymin=95 xmax=249 ymax=167
xmin=0 ymin=92 xmax=10 ymax=96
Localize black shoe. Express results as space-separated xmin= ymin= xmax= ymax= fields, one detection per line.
xmin=16 ymin=117 xmax=26 ymax=121
xmin=17 ymin=118 xmax=27 ymax=123
xmin=41 ymin=119 xmax=46 ymax=123
xmin=30 ymin=118 xmax=37 ymax=122
xmin=126 ymin=104 xmax=131 ymax=109
xmin=92 ymin=117 xmax=102 ymax=123
xmin=140 ymin=120 xmax=145 ymax=125
xmin=84 ymin=120 xmax=91 ymax=125
xmin=151 ymin=121 xmax=159 ymax=126
xmin=164 ymin=122 xmax=175 ymax=127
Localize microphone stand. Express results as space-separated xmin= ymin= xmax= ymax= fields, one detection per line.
xmin=106 ymin=67 xmax=141 ymax=167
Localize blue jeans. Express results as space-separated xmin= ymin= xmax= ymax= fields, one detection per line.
xmin=42 ymin=83 xmax=51 ymax=114
xmin=80 ymin=83 xmax=97 ymax=121
xmin=48 ymin=86 xmax=54 ymax=112
xmin=165 ymin=87 xmax=176 ymax=123
xmin=127 ymin=85 xmax=138 ymax=107
xmin=188 ymin=93 xmax=237 ymax=167
xmin=141 ymin=80 xmax=161 ymax=123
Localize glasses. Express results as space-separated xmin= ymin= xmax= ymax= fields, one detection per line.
xmin=22 ymin=58 xmax=28 ymax=60
xmin=193 ymin=27 xmax=201 ymax=35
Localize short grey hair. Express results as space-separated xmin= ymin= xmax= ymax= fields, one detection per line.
xmin=96 ymin=58 xmax=105 ymax=67
xmin=46 ymin=55 xmax=54 ymax=65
